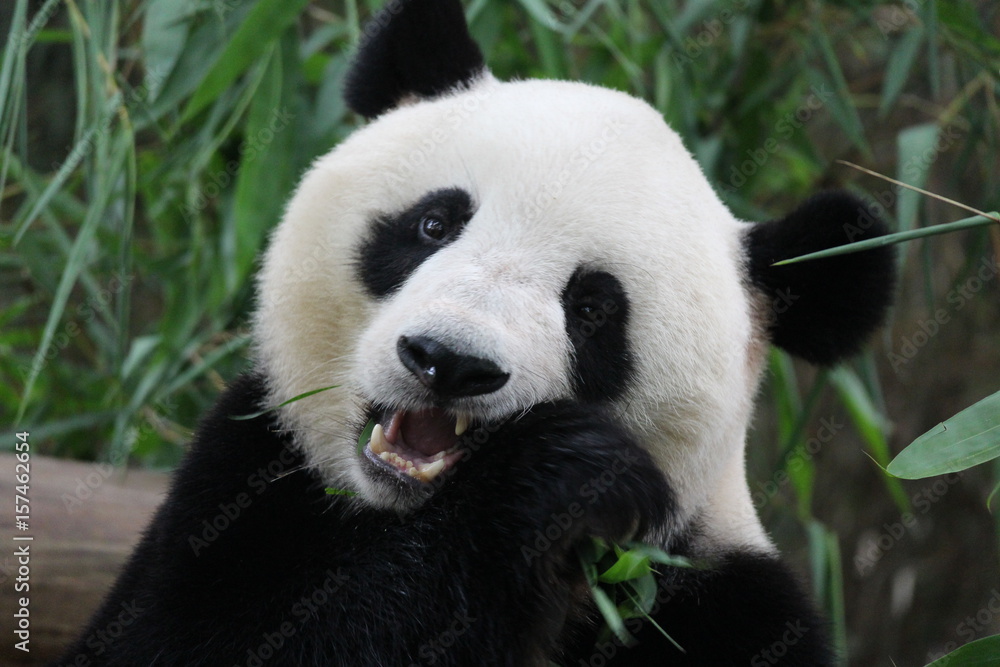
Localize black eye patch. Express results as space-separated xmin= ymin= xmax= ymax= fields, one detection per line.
xmin=561 ymin=268 xmax=633 ymax=402
xmin=356 ymin=188 xmax=474 ymax=298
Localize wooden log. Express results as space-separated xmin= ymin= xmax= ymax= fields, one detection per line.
xmin=0 ymin=453 xmax=168 ymax=665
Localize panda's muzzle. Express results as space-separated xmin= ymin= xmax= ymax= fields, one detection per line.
xmin=363 ymin=408 xmax=470 ymax=483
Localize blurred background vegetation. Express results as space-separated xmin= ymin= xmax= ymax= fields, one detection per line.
xmin=2 ymin=0 xmax=999 ymax=664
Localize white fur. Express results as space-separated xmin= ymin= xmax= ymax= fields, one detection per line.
xmin=254 ymin=74 xmax=772 ymax=551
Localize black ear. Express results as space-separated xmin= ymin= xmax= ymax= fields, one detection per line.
xmin=745 ymin=191 xmax=896 ymax=365
xmin=344 ymin=0 xmax=486 ymax=119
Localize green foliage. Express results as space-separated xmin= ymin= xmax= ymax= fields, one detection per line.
xmin=926 ymin=635 xmax=1000 ymax=666
xmin=3 ymin=1 xmax=1000 ymax=662
xmin=577 ymin=538 xmax=689 ymax=651
xmin=889 ymin=389 xmax=1000 ymax=481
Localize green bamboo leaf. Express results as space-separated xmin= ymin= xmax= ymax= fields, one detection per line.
xmin=811 ymin=27 xmax=869 ymax=156
xmin=925 ymin=635 xmax=1000 ymax=666
xmin=228 ymin=32 xmax=300 ymax=292
xmin=180 ymin=0 xmax=309 ymax=123
xmin=162 ymin=334 xmax=252 ymax=397
xmin=618 ymin=542 xmax=692 ymax=569
xmin=141 ymin=0 xmax=191 ymax=101
xmin=121 ymin=335 xmax=162 ymax=382
xmin=325 ymin=487 xmax=359 ymax=497
xmin=515 ymin=0 xmax=562 ymax=31
xmin=879 ymin=28 xmax=924 ymax=117
xmin=229 ymin=384 xmax=338 ymax=421
xmin=772 ymin=213 xmax=1000 ymax=266
xmin=591 ymin=586 xmax=631 ymax=645
xmin=598 ymin=550 xmax=651 ymax=584
xmin=829 ymin=367 xmax=909 ymax=512
xmin=896 ymin=123 xmax=940 ymax=233
xmin=888 ymin=390 xmax=1000 ymax=479
xmin=356 ymin=419 xmax=376 ymax=455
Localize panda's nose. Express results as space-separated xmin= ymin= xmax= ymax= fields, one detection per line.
xmin=397 ymin=335 xmax=509 ymax=398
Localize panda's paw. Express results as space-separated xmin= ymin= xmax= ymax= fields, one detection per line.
xmin=467 ymin=402 xmax=673 ymax=547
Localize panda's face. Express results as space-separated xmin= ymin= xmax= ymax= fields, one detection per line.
xmin=255 ymin=76 xmax=762 ymax=516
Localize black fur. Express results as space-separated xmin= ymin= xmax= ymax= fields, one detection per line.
xmin=356 ymin=187 xmax=474 ymax=298
xmin=56 ymin=374 xmax=674 ymax=666
xmin=344 ymin=0 xmax=486 ymax=119
xmin=560 ymin=549 xmax=833 ymax=666
xmin=562 ymin=269 xmax=634 ymax=402
xmin=746 ymin=191 xmax=896 ymax=365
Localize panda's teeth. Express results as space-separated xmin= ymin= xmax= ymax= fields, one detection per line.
xmin=454 ymin=414 xmax=469 ymax=437
xmin=370 ymin=423 xmax=388 ymax=455
xmin=414 ymin=458 xmax=446 ymax=482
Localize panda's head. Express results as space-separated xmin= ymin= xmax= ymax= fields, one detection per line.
xmin=254 ymin=0 xmax=894 ymax=549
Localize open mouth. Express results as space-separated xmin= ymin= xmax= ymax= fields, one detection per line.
xmin=362 ymin=409 xmax=471 ymax=484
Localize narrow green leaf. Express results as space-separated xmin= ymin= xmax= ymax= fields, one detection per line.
xmin=618 ymin=543 xmax=692 ymax=569
xmin=141 ymin=0 xmax=191 ymax=101
xmin=162 ymin=334 xmax=251 ymax=396
xmin=925 ymin=635 xmax=1000 ymax=666
xmin=230 ymin=384 xmax=338 ymax=421
xmin=591 ymin=586 xmax=631 ymax=645
xmin=121 ymin=335 xmax=162 ymax=382
xmin=325 ymin=487 xmax=359 ymax=497
xmin=888 ymin=390 xmax=1000 ymax=479
xmin=180 ymin=0 xmax=309 ymax=122
xmin=879 ymin=28 xmax=924 ymax=117
xmin=357 ymin=419 xmax=376 ymax=455
xmin=772 ymin=213 xmax=1000 ymax=266
xmin=896 ymin=123 xmax=940 ymax=233
xmin=228 ymin=32 xmax=300 ymax=292
xmin=16 ymin=127 xmax=125 ymax=420
xmin=12 ymin=119 xmax=110 ymax=243
xmin=515 ymin=0 xmax=563 ymax=31
xmin=830 ymin=367 xmax=909 ymax=512
xmin=598 ymin=551 xmax=651 ymax=584
xmin=623 ymin=583 xmax=685 ymax=652
xmin=810 ymin=28 xmax=869 ymax=156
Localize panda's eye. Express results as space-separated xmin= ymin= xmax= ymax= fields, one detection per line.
xmin=419 ymin=213 xmax=450 ymax=243
xmin=575 ymin=304 xmax=596 ymax=318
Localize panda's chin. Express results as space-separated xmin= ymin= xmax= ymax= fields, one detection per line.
xmin=360 ymin=408 xmax=471 ymax=487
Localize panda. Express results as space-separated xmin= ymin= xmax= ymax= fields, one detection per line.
xmin=59 ymin=1 xmax=895 ymax=665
